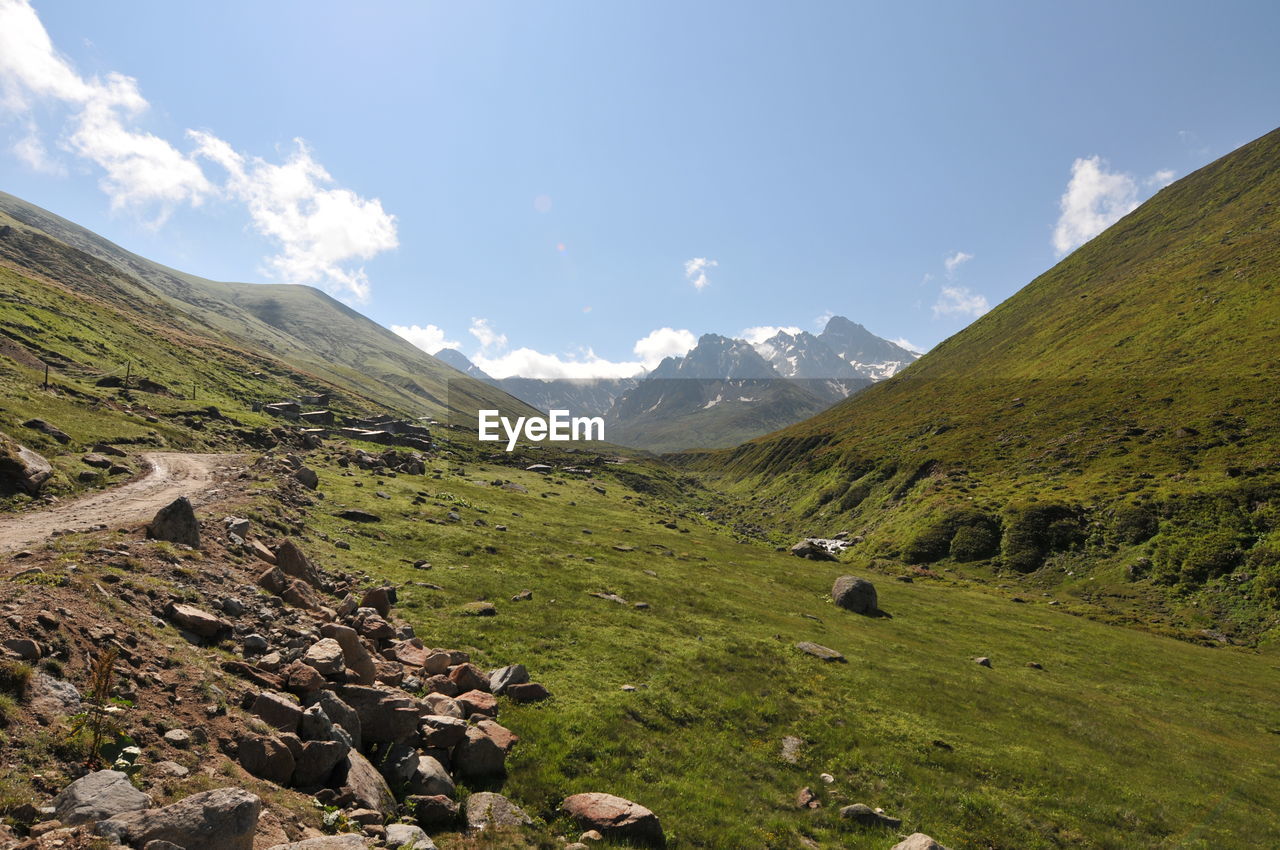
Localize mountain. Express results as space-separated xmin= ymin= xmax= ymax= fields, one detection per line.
xmin=0 ymin=191 xmax=535 ymax=424
xmin=754 ymin=328 xmax=870 ymax=403
xmin=434 ymin=347 xmax=494 ymax=381
xmin=681 ymin=127 xmax=1280 ymax=644
xmin=817 ymin=315 xmax=920 ymax=378
xmin=494 ymin=376 xmax=638 ymax=418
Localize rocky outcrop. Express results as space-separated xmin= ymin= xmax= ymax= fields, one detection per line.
xmin=0 ymin=433 xmax=54 ymax=495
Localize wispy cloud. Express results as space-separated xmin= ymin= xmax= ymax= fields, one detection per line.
xmin=0 ymin=0 xmax=396 ymax=299
xmin=933 ymin=285 xmax=990 ymax=319
xmin=391 ymin=323 xmax=459 ymax=355
xmin=739 ymin=325 xmax=802 ymax=345
xmin=944 ymin=250 xmax=973 ymax=276
xmin=468 ymin=317 xmax=507 ymax=352
xmin=892 ymin=337 xmax=926 ymax=353
xmin=684 ymin=256 xmax=718 ymax=290
xmin=632 ymin=327 xmax=696 ymax=368
xmin=1051 ymin=156 xmax=1174 ymax=256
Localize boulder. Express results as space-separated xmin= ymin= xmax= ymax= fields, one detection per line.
xmin=96 ymin=787 xmax=261 ymax=850
xmin=3 ymin=638 xmax=41 ymax=660
xmin=238 ymin=734 xmax=296 ymax=785
xmin=385 ymin=823 xmax=436 ymax=849
xmin=407 ymin=755 xmax=455 ymax=799
xmin=0 ymin=435 xmax=54 ymax=495
xmin=832 ymin=575 xmax=878 ymax=615
xmin=506 ymin=682 xmax=550 ymax=703
xmin=295 ymin=467 xmax=319 ymax=490
xmin=147 ymin=497 xmax=201 ymax=547
xmin=21 ymin=418 xmax=70 ymax=444
xmin=456 ymin=689 xmax=498 ymax=718
xmin=333 ymin=751 xmax=396 ymax=817
xmin=257 ymin=566 xmax=289 ymax=595
xmin=282 ymin=660 xmax=328 ymax=695
xmin=405 ymin=794 xmax=458 ymax=830
xmin=320 ymin=623 xmax=378 ymax=685
xmin=165 ymin=603 xmax=230 ymax=641
xmin=314 ymin=691 xmax=363 ymax=751
xmin=452 ymin=724 xmax=508 ymax=781
xmin=275 ymin=540 xmax=322 ymax=587
xmin=353 ymin=608 xmax=395 ymax=641
xmin=839 ymin=803 xmax=901 ymax=828
xmin=421 ymin=693 xmax=463 ymax=719
xmin=292 ymin=739 xmax=349 ymax=788
xmin=384 ymin=640 xmax=429 ymax=668
xmin=359 ymin=586 xmax=395 ymax=618
xmin=82 ymin=453 xmax=113 ymax=469
xmin=282 ymin=579 xmax=330 ymax=615
xmin=464 ymin=792 xmax=532 ymax=831
xmin=795 ymin=641 xmax=846 ymax=662
xmin=303 ymin=639 xmax=346 ymax=676
xmin=251 ymin=691 xmax=303 ymax=734
xmin=447 ymin=663 xmax=489 ymax=693
xmin=474 ymin=719 xmax=519 ymax=753
xmin=561 ymin=793 xmax=664 ymax=847
xmin=488 ymin=664 xmax=528 ymax=695
xmin=892 ymin=834 xmax=951 ymax=850
xmin=52 ymin=769 xmax=150 ymax=826
xmin=339 ymin=685 xmax=419 ymax=744
xmin=419 ymin=714 xmax=468 ymax=749
xmin=790 ymin=539 xmax=836 ymax=561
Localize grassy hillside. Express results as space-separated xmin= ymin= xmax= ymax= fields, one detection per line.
xmin=675 ymin=128 xmax=1280 ymax=645
xmin=0 ymin=190 xmax=534 ymax=422
xmin=250 ymin=441 xmax=1280 ymax=848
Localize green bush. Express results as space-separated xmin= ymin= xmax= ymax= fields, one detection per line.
xmin=0 ymin=661 xmax=31 ymax=699
xmin=905 ymin=507 xmax=1000 ymax=564
xmin=1153 ymin=529 xmax=1245 ymax=587
xmin=904 ymin=523 xmax=953 ymax=563
xmin=1249 ymin=543 xmax=1280 ymax=606
xmin=951 ymin=524 xmax=1000 ymax=561
xmin=1111 ymin=503 xmax=1159 ymax=544
xmin=1001 ymin=502 xmax=1083 ymax=573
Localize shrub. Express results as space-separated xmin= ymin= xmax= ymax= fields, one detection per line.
xmin=951 ymin=524 xmax=1000 ymax=561
xmin=903 ymin=522 xmax=953 ymax=564
xmin=1111 ymin=503 xmax=1159 ymax=544
xmin=0 ymin=661 xmax=31 ymax=699
xmin=1001 ymin=501 xmax=1083 ymax=573
xmin=1249 ymin=542 xmax=1280 ymax=606
xmin=1153 ymin=529 xmax=1246 ymax=587
xmin=904 ymin=507 xmax=1000 ymax=564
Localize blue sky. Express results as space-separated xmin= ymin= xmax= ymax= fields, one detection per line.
xmin=2 ymin=1 xmax=1278 ymax=378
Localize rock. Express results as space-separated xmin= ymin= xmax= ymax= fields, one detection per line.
xmin=510 ymin=589 xmax=532 ymax=602
xmin=81 ymin=452 xmax=113 ymax=469
xmin=266 ymin=837 xmax=370 ymax=850
xmin=147 ymin=497 xmax=201 ymax=547
xmin=452 ymin=724 xmax=508 ymax=781
xmin=561 ymin=793 xmax=664 ymax=847
xmin=21 ymin=418 xmax=70 ymax=444
xmin=320 ymin=623 xmax=378 ymax=686
xmin=315 ymin=690 xmax=363 ymax=751
xmin=339 ymin=685 xmax=419 ymax=744
xmin=795 ymin=642 xmax=846 ymax=662
xmin=464 ymin=792 xmax=532 ymax=830
xmin=448 ymin=663 xmax=490 ymax=693
xmin=1027 ymin=661 xmax=1043 ymax=669
xmin=0 ymin=435 xmax=54 ymax=495
xmin=238 ymin=734 xmax=296 ymax=785
xmin=384 ymin=640 xmax=429 ymax=668
xmin=838 ymin=803 xmax=901 ymax=828
xmin=163 ymin=729 xmax=192 ymax=748
xmin=406 ymin=794 xmax=458 ymax=829
xmin=251 ymin=691 xmax=303 ymax=733
xmin=506 ymin=682 xmax=550 ymax=703
xmin=385 ymin=823 xmax=436 ymax=849
xmin=336 ymin=509 xmax=381 ymax=523
xmin=408 ymin=755 xmax=455 ymax=798
xmin=52 ymin=769 xmax=151 ymax=826
xmin=334 ymin=750 xmax=396 ymax=817
xmin=891 ymin=834 xmax=952 ymax=850
xmin=224 ymin=516 xmax=251 ymax=537
xmin=832 ymin=575 xmax=878 ymax=615
xmin=3 ymin=637 xmax=41 ymax=660
xmin=282 ymin=660 xmax=328 ymax=695
xmin=419 ymin=714 xmax=468 ymax=749
xmin=275 ymin=540 xmax=322 ymax=587
xmin=475 ymin=719 xmax=519 ymax=753
xmin=457 ymin=689 xmax=498 ymax=718
xmin=790 ymin=539 xmax=836 ymax=561
xmin=360 ymin=586 xmax=395 ymax=617
xmin=460 ymin=601 xmax=497 ymax=617
xmin=489 ymin=664 xmax=529 ymax=694
xmin=421 ymin=693 xmax=463 ymax=719
xmin=353 ymin=608 xmax=395 ymax=640
xmin=165 ymin=603 xmax=230 ymax=641
xmin=292 ymin=739 xmax=349 ymax=787
xmin=96 ymin=787 xmax=261 ymax=850
xmin=974 ymin=656 xmax=992 ymax=668
xmin=303 ymin=639 xmax=346 ymax=676
xmin=249 ymin=539 xmax=277 ymax=564
xmin=282 ymin=579 xmax=331 ymax=615
xmin=153 ymin=761 xmax=190 ymax=779
xmin=780 ymin=735 xmax=803 ymax=764
xmin=257 ymin=565 xmax=289 ymax=595
xmin=242 ymin=634 xmax=269 ymax=655
xmin=795 ymin=787 xmax=819 ymax=809
xmin=295 ymin=467 xmax=319 ymax=489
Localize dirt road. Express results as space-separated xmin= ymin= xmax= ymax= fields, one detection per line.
xmin=0 ymin=452 xmax=238 ymax=553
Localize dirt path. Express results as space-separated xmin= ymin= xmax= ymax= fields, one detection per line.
xmin=0 ymin=452 xmax=240 ymax=553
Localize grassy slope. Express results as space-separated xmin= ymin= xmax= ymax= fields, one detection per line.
xmin=673 ymin=127 xmax=1280 ymax=644
xmin=267 ymin=443 xmax=1280 ymax=849
xmin=0 ymin=191 xmax=534 ymax=422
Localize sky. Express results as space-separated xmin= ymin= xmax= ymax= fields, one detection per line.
xmin=2 ymin=1 xmax=1279 ymax=379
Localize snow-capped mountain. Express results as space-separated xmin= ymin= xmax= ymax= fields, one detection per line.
xmin=817 ymin=315 xmax=920 ymax=379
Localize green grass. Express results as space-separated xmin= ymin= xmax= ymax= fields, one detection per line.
xmin=274 ymin=444 xmax=1280 ymax=849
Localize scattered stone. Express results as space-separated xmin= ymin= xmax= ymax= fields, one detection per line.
xmin=795 ymin=642 xmax=845 ymax=663
xmin=336 ymin=509 xmax=382 ymax=522
xmin=2 ymin=637 xmax=41 ymax=660
xmin=780 ymin=735 xmax=803 ymax=764
xmin=165 ymin=602 xmax=231 ymax=641
xmin=795 ymin=787 xmax=820 ymax=809
xmin=303 ymin=639 xmax=347 ymax=676
xmin=251 ymin=691 xmax=303 ymax=733
xmin=510 ymin=589 xmax=533 ymax=602
xmin=242 ymin=634 xmax=269 ymax=655
xmin=238 ymin=734 xmax=296 ymax=785
xmin=891 ymin=834 xmax=952 ymax=850
xmin=790 ymin=539 xmax=836 ymax=561
xmin=489 ymin=663 xmax=529 ymax=694
xmin=96 ymin=787 xmax=261 ymax=850
xmin=295 ymin=467 xmax=319 ymax=489
xmin=81 ymin=452 xmax=113 ymax=469
xmin=360 ymin=586 xmax=395 ymax=617
xmin=838 ymin=803 xmax=901 ymax=828
xmin=163 ymin=729 xmax=192 ymax=748
xmin=147 ymin=497 xmax=201 ymax=547
xmin=561 ymin=793 xmax=665 ymax=847
xmin=21 ymin=418 xmax=70 ymax=444
xmin=52 ymin=769 xmax=151 ymax=826
xmin=465 ymin=792 xmax=532 ymax=830
xmin=832 ymin=575 xmax=878 ymax=615
xmin=460 ymin=601 xmax=497 ymax=617
xmin=974 ymin=656 xmax=992 ymax=668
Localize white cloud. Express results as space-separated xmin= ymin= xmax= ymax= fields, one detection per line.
xmin=633 ymin=327 xmax=696 ymax=368
xmin=0 ymin=0 xmax=396 ymax=297
xmin=944 ymin=250 xmax=973 ymax=276
xmin=468 ymin=317 xmax=508 ymax=352
xmin=684 ymin=256 xmax=717 ymax=290
xmin=813 ymin=310 xmax=834 ymax=330
xmin=933 ymin=285 xmax=990 ymax=319
xmin=1051 ymin=156 xmax=1171 ymax=256
xmin=892 ymin=337 xmax=927 ymax=354
xmin=739 ymin=325 xmax=802 ymax=346
xmin=473 ymin=348 xmax=645 ymax=381
xmin=192 ymin=132 xmax=397 ymax=301
xmin=392 ymin=324 xmax=459 ymax=355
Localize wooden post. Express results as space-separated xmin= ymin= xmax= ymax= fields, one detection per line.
xmin=192 ymin=382 xmax=197 ymax=401
xmin=124 ymin=362 xmax=131 ymax=390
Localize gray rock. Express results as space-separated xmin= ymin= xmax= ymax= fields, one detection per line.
xmin=338 ymin=685 xmax=418 ymax=744
xmin=408 ymin=755 xmax=455 ymax=799
xmin=832 ymin=575 xmax=878 ymax=615
xmin=839 ymin=803 xmax=901 ymax=828
xmin=251 ymin=691 xmax=303 ymax=734
xmin=384 ymin=823 xmax=436 ymax=849
xmin=488 ymin=663 xmax=529 ymax=695
xmin=242 ymin=634 xmax=269 ymax=655
xmin=163 ymin=729 xmax=192 ymax=748
xmin=295 ymin=467 xmax=319 ymax=490
xmin=165 ymin=603 xmax=230 ymax=641
xmin=96 ymin=787 xmax=260 ymax=850
xmin=319 ymin=623 xmax=377 ymax=686
xmin=52 ymin=769 xmax=150 ymax=826
xmin=0 ymin=434 xmax=54 ymax=495
xmin=292 ymin=739 xmax=348 ymax=788
xmin=891 ymin=834 xmax=951 ymax=850
xmin=314 ymin=690 xmax=362 ymax=751
xmin=790 ymin=539 xmax=836 ymax=561
xmin=334 ymin=750 xmax=396 ymax=817
xmin=224 ymin=516 xmax=251 ymax=537
xmin=452 ymin=724 xmax=507 ymax=781
xmin=147 ymin=497 xmax=201 ymax=547
xmin=419 ymin=714 xmax=467 ymax=749
xmin=237 ymin=734 xmax=295 ymax=785
xmin=303 ymin=639 xmax=346 ymax=676
xmin=795 ymin=641 xmax=846 ymax=662
xmin=464 ymin=792 xmax=532 ymax=830
xmin=3 ymin=637 xmax=41 ymax=660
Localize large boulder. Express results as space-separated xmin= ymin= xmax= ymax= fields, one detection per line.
xmin=488 ymin=664 xmax=528 ymax=695
xmin=407 ymin=755 xmax=455 ymax=799
xmin=96 ymin=787 xmax=261 ymax=850
xmin=52 ymin=769 xmax=150 ymax=825
xmin=148 ymin=497 xmax=201 ymax=547
xmin=385 ymin=823 xmax=436 ymax=849
xmin=452 ymin=724 xmax=507 ymax=781
xmin=292 ymin=739 xmax=349 ymax=788
xmin=275 ymin=540 xmax=322 ymax=587
xmin=790 ymin=539 xmax=836 ymax=561
xmin=892 ymin=835 xmax=952 ymax=850
xmin=250 ymin=691 xmax=303 ymax=734
xmin=832 ymin=575 xmax=878 ymax=615
xmin=238 ymin=734 xmax=296 ymax=785
xmin=338 ymin=685 xmax=419 ymax=744
xmin=464 ymin=792 xmax=532 ymax=831
xmin=303 ymin=639 xmax=346 ymax=676
xmin=165 ymin=602 xmax=230 ymax=641
xmin=320 ymin=623 xmax=378 ymax=685
xmin=561 ymin=793 xmax=665 ymax=847
xmin=0 ymin=434 xmax=54 ymax=495
xmin=21 ymin=418 xmax=70 ymax=444
xmin=333 ymin=751 xmax=396 ymax=817
xmin=314 ymin=691 xmax=362 ymax=751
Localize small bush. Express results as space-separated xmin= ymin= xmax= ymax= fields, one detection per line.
xmin=1002 ymin=501 xmax=1083 ymax=573
xmin=1249 ymin=542 xmax=1280 ymax=606
xmin=903 ymin=523 xmax=953 ymax=564
xmin=0 ymin=661 xmax=32 ymax=699
xmin=1153 ymin=529 xmax=1246 ymax=587
xmin=905 ymin=507 xmax=1000 ymax=564
xmin=951 ymin=524 xmax=1000 ymax=561
xmin=1111 ymin=504 xmax=1159 ymax=544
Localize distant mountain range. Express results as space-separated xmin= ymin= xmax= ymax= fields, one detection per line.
xmin=442 ymin=317 xmax=918 ymax=452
